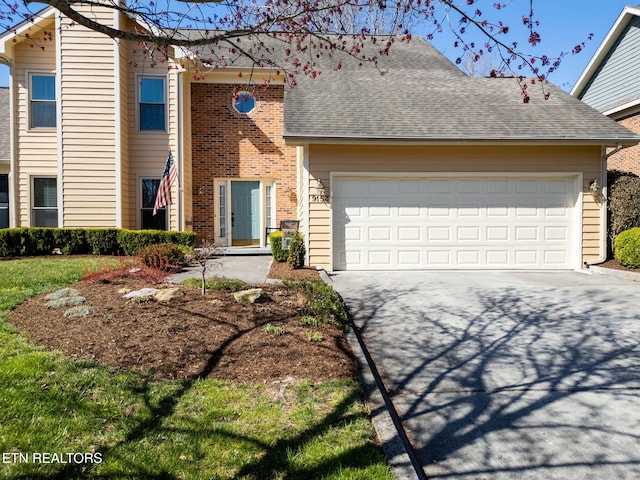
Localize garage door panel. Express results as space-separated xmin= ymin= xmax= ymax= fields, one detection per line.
xmin=369 ymin=226 xmax=392 ymax=241
xmin=487 ymin=180 xmax=509 ymax=193
xmin=398 ymin=226 xmax=422 ymax=241
xmin=486 ymin=250 xmax=510 ymax=265
xmin=333 ymin=176 xmax=576 ymax=270
xmin=487 ymin=205 xmax=509 ymax=217
xmin=487 ymin=227 xmax=509 ymax=241
xmin=545 ymin=226 xmax=568 ymax=241
xmin=428 ymin=226 xmax=450 ymax=241
xmin=457 ymin=227 xmax=481 ymax=241
xmin=398 ymin=250 xmax=421 ymax=265
xmin=428 ymin=205 xmax=450 ymax=216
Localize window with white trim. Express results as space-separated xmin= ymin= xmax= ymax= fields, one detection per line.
xmin=32 ymin=177 xmax=58 ymax=227
xmin=139 ymin=76 xmax=166 ymax=131
xmin=141 ymin=178 xmax=167 ymax=230
xmin=29 ymin=74 xmax=56 ymax=129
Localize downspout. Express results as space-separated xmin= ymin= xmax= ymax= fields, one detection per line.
xmin=55 ymin=12 xmax=63 ymax=228
xmin=584 ymin=142 xmax=623 ymax=268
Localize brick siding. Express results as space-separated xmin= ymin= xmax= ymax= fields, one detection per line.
xmin=609 ymin=112 xmax=640 ymax=175
xmin=191 ymin=83 xmax=297 ymax=243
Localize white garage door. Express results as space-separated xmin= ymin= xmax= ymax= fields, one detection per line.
xmin=332 ymin=176 xmax=577 ymax=270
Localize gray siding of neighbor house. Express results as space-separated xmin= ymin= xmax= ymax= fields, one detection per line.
xmin=578 ymin=15 xmax=640 ymax=113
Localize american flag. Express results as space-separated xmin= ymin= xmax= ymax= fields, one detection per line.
xmin=153 ymin=152 xmax=178 ymax=216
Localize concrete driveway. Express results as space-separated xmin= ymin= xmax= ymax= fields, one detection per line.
xmin=332 ymin=270 xmax=640 ymax=480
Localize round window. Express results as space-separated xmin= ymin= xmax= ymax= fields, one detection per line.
xmin=233 ymin=92 xmax=256 ymax=114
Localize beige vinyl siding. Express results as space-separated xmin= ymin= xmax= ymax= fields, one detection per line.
xmin=124 ymin=35 xmax=179 ymax=230
xmin=306 ymin=144 xmax=603 ymax=269
xmin=13 ymin=22 xmax=57 ymax=226
xmin=118 ymin=32 xmax=132 ymax=228
xmin=59 ymin=6 xmax=117 ymax=227
xmin=181 ymin=75 xmax=192 ymax=231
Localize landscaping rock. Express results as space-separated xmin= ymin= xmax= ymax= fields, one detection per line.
xmin=233 ymin=288 xmax=267 ymax=304
xmin=64 ymin=305 xmax=93 ymax=318
xmin=117 ymin=287 xmax=132 ymax=295
xmin=123 ymin=288 xmax=158 ymax=300
xmin=45 ymin=296 xmax=87 ymax=309
xmin=45 ymin=288 xmax=81 ymax=301
xmin=153 ymin=288 xmax=184 ymax=303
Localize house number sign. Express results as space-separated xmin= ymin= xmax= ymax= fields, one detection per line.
xmin=310 ymin=194 xmax=329 ymax=203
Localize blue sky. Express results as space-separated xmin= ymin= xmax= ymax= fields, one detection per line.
xmin=0 ymin=1 xmax=634 ymax=91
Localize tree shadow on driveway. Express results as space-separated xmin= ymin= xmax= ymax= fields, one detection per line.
xmin=335 ymin=273 xmax=640 ymax=479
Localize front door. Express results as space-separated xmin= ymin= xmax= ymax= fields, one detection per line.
xmin=231 ymin=181 xmax=260 ymax=246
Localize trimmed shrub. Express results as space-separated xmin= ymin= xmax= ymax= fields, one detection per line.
xmin=85 ymin=228 xmax=120 ymax=255
xmin=269 ymin=231 xmax=288 ymax=262
xmin=138 ymin=242 xmax=185 ymax=271
xmin=608 ymin=171 xmax=640 ymax=249
xmin=23 ymin=228 xmax=55 ymax=255
xmin=614 ymin=227 xmax=640 ymax=268
xmin=287 ymin=233 xmax=305 ymax=269
xmin=162 ymin=231 xmax=197 ymax=249
xmin=117 ymin=229 xmax=164 ymax=255
xmin=117 ymin=229 xmax=196 ymax=255
xmin=0 ymin=228 xmax=25 ymax=256
xmin=0 ymin=227 xmax=196 ymax=258
xmin=52 ymin=228 xmax=88 ymax=255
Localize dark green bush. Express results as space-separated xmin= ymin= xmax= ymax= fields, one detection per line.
xmin=269 ymin=231 xmax=288 ymax=262
xmin=117 ymin=229 xmax=164 ymax=255
xmin=614 ymin=227 xmax=640 ymax=268
xmin=162 ymin=230 xmax=196 ymax=248
xmin=287 ymin=233 xmax=305 ymax=269
xmin=608 ymin=171 xmax=640 ymax=249
xmin=85 ymin=229 xmax=121 ymax=255
xmin=117 ymin=229 xmax=196 ymax=255
xmin=23 ymin=228 xmax=55 ymax=255
xmin=0 ymin=227 xmax=196 ymax=258
xmin=137 ymin=242 xmax=186 ymax=271
xmin=52 ymin=228 xmax=88 ymax=255
xmin=0 ymin=228 xmax=25 ymax=256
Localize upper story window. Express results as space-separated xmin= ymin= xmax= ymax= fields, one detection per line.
xmin=139 ymin=76 xmax=166 ymax=131
xmin=233 ymin=92 xmax=256 ymax=114
xmin=30 ymin=74 xmax=56 ymax=129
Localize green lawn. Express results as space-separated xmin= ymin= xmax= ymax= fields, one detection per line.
xmin=0 ymin=257 xmax=393 ymax=479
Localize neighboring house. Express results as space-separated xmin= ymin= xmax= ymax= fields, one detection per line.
xmin=0 ymin=7 xmax=638 ymax=271
xmin=572 ymin=5 xmax=640 ymax=175
xmin=0 ymin=87 xmax=9 ymax=228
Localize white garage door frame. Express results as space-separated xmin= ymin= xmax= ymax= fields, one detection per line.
xmin=329 ymin=172 xmax=583 ymax=271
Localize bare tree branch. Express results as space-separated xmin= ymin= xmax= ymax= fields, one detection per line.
xmin=4 ymin=0 xmax=592 ymax=96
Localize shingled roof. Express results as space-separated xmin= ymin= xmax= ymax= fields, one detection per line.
xmin=283 ymin=36 xmax=640 ymax=144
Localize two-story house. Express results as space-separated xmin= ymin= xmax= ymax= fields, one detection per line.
xmin=0 ymin=7 xmax=297 ymax=251
xmin=1 ymin=6 xmax=639 ymax=271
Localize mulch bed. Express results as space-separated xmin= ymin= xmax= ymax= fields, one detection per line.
xmin=7 ymin=263 xmax=357 ymax=383
xmin=596 ymin=259 xmax=640 ymax=272
xmin=267 ymin=261 xmax=324 ymax=281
